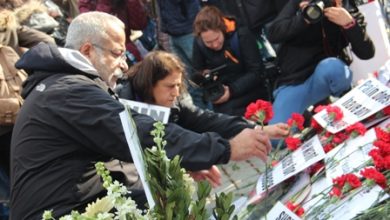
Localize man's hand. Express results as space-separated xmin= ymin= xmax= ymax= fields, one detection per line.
xmin=189 ymin=165 xmax=221 ymax=188
xmin=263 ymin=123 xmax=290 ymax=139
xmin=229 ymin=128 xmax=272 ymax=162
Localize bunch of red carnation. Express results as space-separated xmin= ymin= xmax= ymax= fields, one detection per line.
xmin=368 ymin=126 xmax=390 ymax=171
xmin=360 ymin=167 xmax=388 ymax=189
xmin=330 ymin=173 xmax=362 ymax=198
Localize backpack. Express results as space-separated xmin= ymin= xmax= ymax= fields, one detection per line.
xmin=0 ymin=45 xmax=27 ymax=125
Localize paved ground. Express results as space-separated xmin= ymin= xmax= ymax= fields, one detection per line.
xmin=212 ymin=159 xmax=266 ymax=198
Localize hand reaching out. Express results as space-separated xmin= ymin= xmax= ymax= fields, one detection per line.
xmin=189 ymin=165 xmax=221 ymax=188
xmin=229 ymin=128 xmax=272 ymax=162
xmin=263 ymin=123 xmax=290 ymax=139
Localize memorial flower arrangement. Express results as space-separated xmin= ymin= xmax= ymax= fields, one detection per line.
xmin=287 ymin=106 xmax=390 ymax=219
xmin=242 ymin=96 xmax=390 ymax=219
xmin=42 ymin=121 xmax=237 ymax=220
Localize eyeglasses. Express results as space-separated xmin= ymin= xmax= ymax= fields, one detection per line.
xmin=91 ymin=43 xmax=127 ymax=61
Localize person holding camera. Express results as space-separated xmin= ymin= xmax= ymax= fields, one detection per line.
xmin=116 ymin=50 xmax=290 ymax=187
xmin=192 ymin=6 xmax=269 ymax=116
xmin=266 ymin=0 xmax=375 ymax=126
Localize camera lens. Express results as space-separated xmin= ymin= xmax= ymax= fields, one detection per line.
xmin=302 ymin=1 xmax=325 ymax=24
xmin=306 ymin=6 xmax=322 ymax=20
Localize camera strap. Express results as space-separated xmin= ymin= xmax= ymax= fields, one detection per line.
xmin=321 ymin=22 xmax=336 ymax=57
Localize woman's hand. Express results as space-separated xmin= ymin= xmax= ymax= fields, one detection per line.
xmin=324 ymin=7 xmax=354 ymax=27
xmin=299 ymin=0 xmax=310 ymax=10
xmin=189 ymin=165 xmax=222 ymax=188
xmin=263 ymin=123 xmax=290 ymax=139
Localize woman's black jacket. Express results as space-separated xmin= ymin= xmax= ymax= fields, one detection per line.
xmin=266 ymin=0 xmax=375 ymax=88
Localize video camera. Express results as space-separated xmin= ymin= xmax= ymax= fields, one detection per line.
xmin=302 ymin=0 xmax=335 ymax=24
xmin=192 ymin=64 xmax=227 ymax=102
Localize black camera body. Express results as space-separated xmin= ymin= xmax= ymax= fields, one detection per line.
xmin=192 ymin=64 xmax=227 ymax=102
xmin=203 ymin=72 xmax=225 ymax=102
xmin=302 ymin=0 xmax=335 ymax=24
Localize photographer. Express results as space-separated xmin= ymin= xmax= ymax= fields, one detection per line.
xmin=266 ymin=0 xmax=375 ymax=125
xmin=192 ymin=6 xmax=269 ymax=116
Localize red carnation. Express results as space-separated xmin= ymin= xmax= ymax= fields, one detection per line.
xmin=314 ymin=105 xmax=326 ymax=113
xmin=346 ymin=173 xmax=362 ymax=188
xmin=333 ymin=175 xmax=347 ymax=188
xmin=333 ymin=132 xmax=349 ymax=145
xmin=374 ymin=140 xmax=390 ymax=155
xmin=330 ymin=186 xmax=342 ymax=198
xmin=244 ymin=99 xmax=273 ymax=124
xmin=326 ymin=105 xmax=344 ymax=122
xmin=311 ymin=118 xmax=323 ymax=132
xmin=369 ymin=149 xmax=386 ymax=170
xmin=332 ymin=173 xmax=361 ymax=192
xmin=345 ymin=122 xmax=367 ymax=138
xmin=308 ymin=161 xmax=324 ymax=176
xmin=323 ymin=143 xmax=335 ymax=153
xmin=287 ymin=113 xmax=305 ymax=131
xmin=383 ymin=106 xmax=390 ymax=116
xmin=285 ymin=137 xmax=302 ymax=151
xmin=385 ymin=155 xmax=390 ymax=170
xmin=286 ymin=201 xmax=305 ymax=217
xmin=375 ymin=127 xmax=390 ymax=143
xmin=360 ymin=167 xmax=388 ymax=189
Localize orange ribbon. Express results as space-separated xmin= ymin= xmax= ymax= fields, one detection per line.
xmin=224 ymin=50 xmax=239 ymax=64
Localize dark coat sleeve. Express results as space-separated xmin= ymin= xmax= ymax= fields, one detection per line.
xmin=133 ymin=110 xmax=231 ymax=171
xmin=174 ymin=98 xmax=254 ymax=138
xmin=58 ymin=83 xmax=133 ymax=162
xmin=227 ymin=28 xmax=264 ymax=98
xmin=266 ymin=0 xmax=309 ymax=44
xmin=342 ymin=5 xmax=375 ymax=60
xmin=61 ymin=82 xmax=231 ymax=171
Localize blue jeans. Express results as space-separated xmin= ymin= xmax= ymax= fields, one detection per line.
xmin=0 ymin=167 xmax=9 ymax=202
xmin=0 ymin=167 xmax=9 ymax=219
xmin=169 ymin=34 xmax=212 ymax=110
xmin=269 ymin=58 xmax=352 ymax=125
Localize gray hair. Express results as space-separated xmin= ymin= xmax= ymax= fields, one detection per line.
xmin=65 ymin=11 xmax=125 ymax=49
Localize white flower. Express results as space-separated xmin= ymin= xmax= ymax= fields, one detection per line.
xmin=183 ymin=172 xmax=195 ymax=196
xmin=107 ymin=180 xmax=129 ymax=200
xmin=58 ymin=215 xmax=73 ymax=220
xmin=83 ymin=196 xmax=114 ymax=217
xmin=114 ymin=198 xmax=145 ymax=220
xmin=96 ymin=212 xmax=114 ymax=220
xmin=42 ymin=210 xmax=53 ymax=220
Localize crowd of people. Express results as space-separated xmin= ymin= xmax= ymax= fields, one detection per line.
xmin=0 ymin=0 xmax=382 ymax=219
